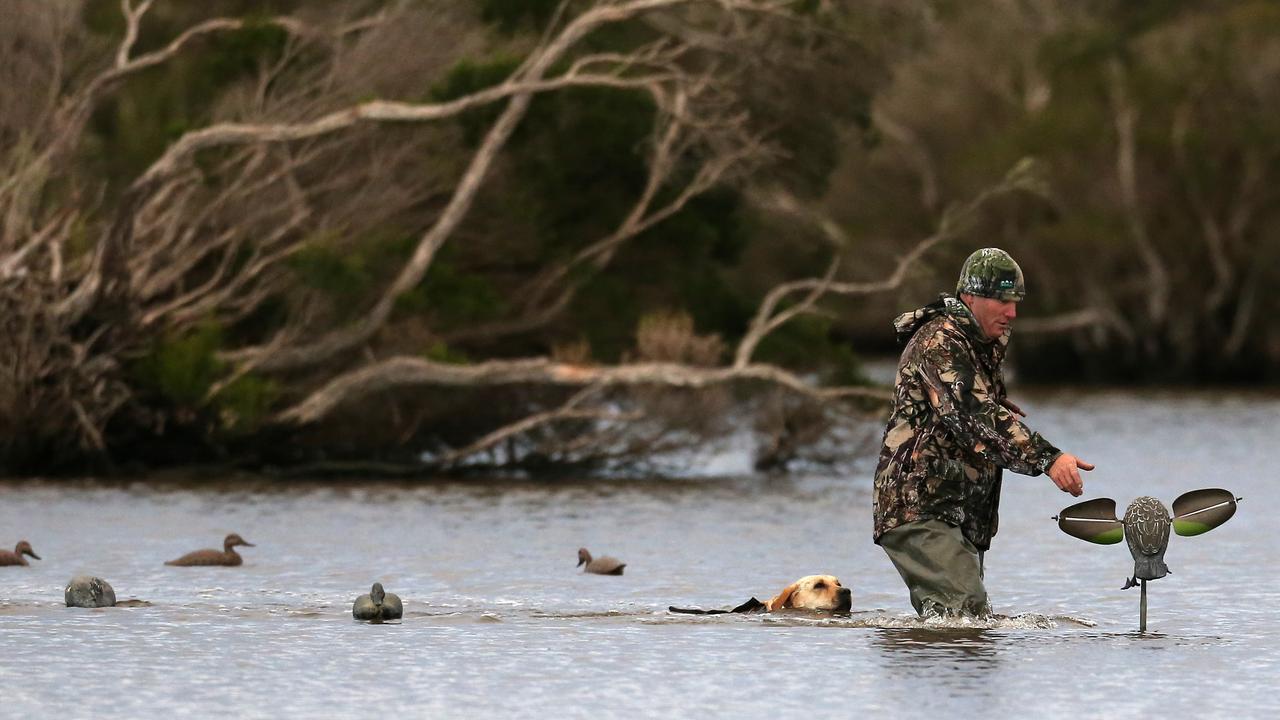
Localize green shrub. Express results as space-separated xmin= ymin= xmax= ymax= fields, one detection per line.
xmin=754 ymin=315 xmax=869 ymax=386
xmin=215 ymin=373 xmax=279 ymax=432
xmin=423 ymin=341 xmax=470 ymax=364
xmin=131 ymin=321 xmax=225 ymax=408
xmin=132 ymin=321 xmax=280 ymax=431
xmin=397 ymin=258 xmax=507 ymax=327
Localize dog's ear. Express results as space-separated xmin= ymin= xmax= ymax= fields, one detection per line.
xmin=766 ymin=583 xmax=798 ymax=612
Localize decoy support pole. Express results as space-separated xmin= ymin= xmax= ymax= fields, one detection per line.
xmin=1139 ymin=579 xmax=1147 ymax=632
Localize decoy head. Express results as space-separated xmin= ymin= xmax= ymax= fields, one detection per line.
xmin=15 ymin=540 xmax=40 ymax=560
xmin=224 ymin=534 xmax=254 ymax=550
xmin=370 ymin=582 xmax=385 ymax=606
xmin=577 ymin=548 xmax=592 ymax=567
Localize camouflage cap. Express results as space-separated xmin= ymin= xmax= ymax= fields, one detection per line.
xmin=956 ymin=248 xmax=1025 ymax=301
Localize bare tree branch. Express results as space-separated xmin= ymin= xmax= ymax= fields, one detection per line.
xmin=1108 ymin=60 xmax=1169 ymax=328
xmin=734 ymin=254 xmax=839 ymax=369
xmin=211 ymin=1 xmax=783 ymax=371
xmin=734 ymin=158 xmax=1051 ymax=367
xmin=1171 ymin=100 xmax=1232 ymax=316
xmin=7 ymin=11 xmax=383 ymax=240
xmin=116 ymin=0 xmax=157 ymax=69
xmin=872 ymin=106 xmax=940 ymax=214
xmin=445 ymin=99 xmax=770 ymax=344
xmin=274 ymin=355 xmax=889 ymax=426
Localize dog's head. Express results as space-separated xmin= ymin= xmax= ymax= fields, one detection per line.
xmin=766 ymin=575 xmax=852 ymax=612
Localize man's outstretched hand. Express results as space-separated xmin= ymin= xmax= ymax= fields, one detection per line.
xmin=1048 ymin=453 xmax=1093 ymax=496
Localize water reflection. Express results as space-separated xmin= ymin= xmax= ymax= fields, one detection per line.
xmin=872 ymin=627 xmax=1002 ymax=670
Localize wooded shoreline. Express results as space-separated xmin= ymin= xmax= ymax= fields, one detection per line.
xmin=3 ymin=1 xmax=1277 ymax=475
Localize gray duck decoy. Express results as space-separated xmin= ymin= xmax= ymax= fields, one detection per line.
xmin=65 ymin=576 xmax=117 ymax=608
xmin=577 ymin=547 xmax=626 ymax=575
xmin=1120 ymin=495 xmax=1171 ymax=589
xmin=352 ymin=582 xmax=403 ymax=622
xmin=0 ymin=540 xmax=40 ymax=566
xmin=165 ymin=533 xmax=255 ymax=566
xmin=1055 ymin=488 xmax=1241 ymax=630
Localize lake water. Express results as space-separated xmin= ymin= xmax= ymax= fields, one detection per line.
xmin=1 ymin=389 xmax=1276 ymax=717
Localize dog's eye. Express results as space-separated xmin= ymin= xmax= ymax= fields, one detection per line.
xmin=813 ymin=582 xmax=826 ymax=589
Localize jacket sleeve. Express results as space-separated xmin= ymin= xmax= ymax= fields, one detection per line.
xmin=917 ymin=331 xmax=1061 ymax=476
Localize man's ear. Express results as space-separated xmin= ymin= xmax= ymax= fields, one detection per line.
xmin=766 ymin=583 xmax=798 ymax=611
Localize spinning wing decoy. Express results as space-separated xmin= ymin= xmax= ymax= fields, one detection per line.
xmin=1054 ymin=487 xmax=1242 ymax=632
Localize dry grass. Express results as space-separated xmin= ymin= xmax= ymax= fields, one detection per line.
xmin=550 ymin=337 xmax=593 ymax=365
xmin=633 ymin=310 xmax=725 ymax=367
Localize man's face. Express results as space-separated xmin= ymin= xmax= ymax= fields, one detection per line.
xmin=962 ymin=294 xmax=1019 ymax=340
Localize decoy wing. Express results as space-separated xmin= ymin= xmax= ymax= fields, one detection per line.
xmin=1172 ymin=488 xmax=1240 ymax=537
xmin=1055 ymin=497 xmax=1123 ymax=544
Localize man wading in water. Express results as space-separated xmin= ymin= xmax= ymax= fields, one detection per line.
xmin=872 ymin=248 xmax=1093 ymax=617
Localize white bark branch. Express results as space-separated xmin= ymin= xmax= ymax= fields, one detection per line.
xmin=1108 ymin=60 xmax=1169 ymax=328
xmin=274 ymin=355 xmax=890 ymax=426
xmin=38 ymin=9 xmax=386 ymax=327
xmin=115 ymin=0 xmax=156 ymax=69
xmin=219 ymin=0 xmax=776 ymax=371
xmin=734 ymin=256 xmax=839 ymax=368
xmin=734 ymin=159 xmax=1047 ymax=367
xmin=446 ymin=100 xmax=768 ymax=344
xmin=1171 ymin=101 xmax=1232 ymax=316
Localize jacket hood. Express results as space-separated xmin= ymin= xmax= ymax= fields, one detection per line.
xmin=893 ymin=294 xmax=1009 ymax=370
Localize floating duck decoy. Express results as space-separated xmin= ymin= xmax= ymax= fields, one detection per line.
xmin=352 ymin=582 xmax=403 ymax=622
xmin=164 ymin=533 xmax=255 ymax=566
xmin=577 ymin=547 xmax=626 ymax=575
xmin=0 ymin=540 xmax=40 ymax=566
xmin=65 ymin=576 xmax=116 ymax=608
xmin=1054 ymin=488 xmax=1241 ymax=631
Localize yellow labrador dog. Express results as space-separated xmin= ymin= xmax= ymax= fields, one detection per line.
xmin=765 ymin=574 xmax=852 ymax=612
xmin=670 ymin=574 xmax=852 ymax=615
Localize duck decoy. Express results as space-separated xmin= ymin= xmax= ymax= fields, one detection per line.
xmin=0 ymin=540 xmax=40 ymax=566
xmin=352 ymin=582 xmax=403 ymax=622
xmin=1054 ymin=488 xmax=1241 ymax=631
xmin=165 ymin=533 xmax=255 ymax=566
xmin=577 ymin=547 xmax=626 ymax=575
xmin=65 ymin=576 xmax=117 ymax=608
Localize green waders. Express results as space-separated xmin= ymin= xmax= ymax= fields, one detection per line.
xmin=879 ymin=518 xmax=991 ymax=617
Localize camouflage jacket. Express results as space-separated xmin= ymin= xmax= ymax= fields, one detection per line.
xmin=872 ymin=295 xmax=1061 ymax=551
